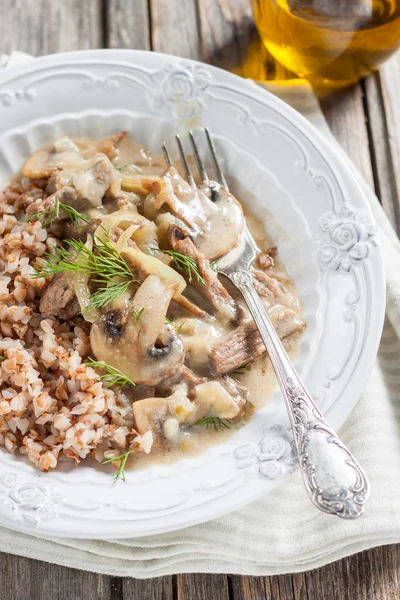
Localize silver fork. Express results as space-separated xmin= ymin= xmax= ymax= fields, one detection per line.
xmin=163 ymin=129 xmax=370 ymax=519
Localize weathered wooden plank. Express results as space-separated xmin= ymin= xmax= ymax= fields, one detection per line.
xmin=229 ymin=575 xmax=268 ymax=600
xmin=290 ymin=572 xmax=308 ymax=600
xmin=0 ymin=553 xmax=13 ymax=599
xmin=123 ymin=576 xmax=174 ymax=600
xmin=149 ymin=0 xmax=201 ymax=58
xmin=363 ymin=72 xmax=400 ymax=232
xmin=196 ymin=0 xmax=253 ymax=70
xmin=107 ymin=0 xmax=150 ymax=50
xmin=363 ymin=53 xmax=400 ymax=234
xmin=379 ymin=53 xmax=400 ymax=209
xmin=303 ymin=545 xmax=400 ymax=600
xmin=0 ymin=553 xmax=117 ymax=600
xmin=0 ymin=0 xmax=102 ymax=56
xmin=320 ymin=84 xmax=375 ymax=189
xmin=177 ymin=574 xmax=229 ymax=600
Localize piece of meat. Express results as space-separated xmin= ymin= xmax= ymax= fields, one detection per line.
xmin=167 ymin=224 xmax=239 ymax=323
xmin=25 ymin=186 xmax=80 ymax=220
xmin=171 ymin=295 xmax=206 ymax=318
xmin=39 ymin=273 xmax=80 ymax=320
xmin=20 ymin=187 xmax=46 ymax=209
xmin=209 ymin=309 xmax=305 ymax=375
xmin=217 ymin=374 xmax=249 ymax=413
xmin=62 ymin=217 xmax=101 ymax=241
xmin=256 ymin=247 xmax=277 ymax=270
xmin=251 ymin=268 xmax=285 ymax=300
xmin=96 ymin=132 xmax=126 ymax=160
xmin=71 ymin=156 xmax=115 ymax=207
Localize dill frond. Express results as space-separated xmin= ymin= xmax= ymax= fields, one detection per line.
xmin=26 ymin=197 xmax=92 ymax=229
xmin=193 ymin=416 xmax=231 ymax=430
xmin=86 ymin=358 xmax=135 ymax=390
xmin=102 ymin=449 xmax=133 ymax=482
xmin=133 ymin=307 xmax=144 ymax=322
xmin=32 ymin=235 xmax=138 ymax=308
xmin=152 ymin=248 xmax=206 ymax=285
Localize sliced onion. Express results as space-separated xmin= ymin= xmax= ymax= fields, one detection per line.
xmin=73 ymin=273 xmax=100 ymax=323
xmin=71 ymin=235 xmax=100 ymax=324
xmin=121 ymin=247 xmax=186 ymax=297
xmin=94 ymin=209 xmax=144 ymax=243
xmin=115 ymin=223 xmax=141 ymax=252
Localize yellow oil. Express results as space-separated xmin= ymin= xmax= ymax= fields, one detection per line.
xmin=253 ymin=0 xmax=400 ymax=89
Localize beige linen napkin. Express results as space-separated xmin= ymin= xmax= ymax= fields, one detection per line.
xmin=1 ymin=53 xmax=400 ymax=577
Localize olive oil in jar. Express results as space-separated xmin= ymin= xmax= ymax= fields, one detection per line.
xmin=252 ymin=0 xmax=400 ymax=89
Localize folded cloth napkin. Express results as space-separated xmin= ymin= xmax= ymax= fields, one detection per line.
xmin=1 ymin=53 xmax=400 ymax=578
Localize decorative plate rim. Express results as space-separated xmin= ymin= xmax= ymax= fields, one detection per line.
xmin=0 ymin=49 xmax=385 ymax=538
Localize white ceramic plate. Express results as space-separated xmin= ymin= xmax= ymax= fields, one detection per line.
xmin=0 ymin=50 xmax=385 ymax=539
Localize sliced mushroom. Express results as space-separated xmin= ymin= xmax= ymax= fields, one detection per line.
xmin=133 ymin=386 xmax=196 ymax=444
xmin=189 ymin=381 xmax=240 ymax=422
xmin=143 ymin=167 xmax=244 ymax=260
xmin=23 ymin=143 xmax=84 ymax=179
xmin=90 ymin=275 xmax=185 ymax=386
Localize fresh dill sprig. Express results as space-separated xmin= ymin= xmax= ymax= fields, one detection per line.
xmin=133 ymin=307 xmax=144 ymax=322
xmin=89 ymin=280 xmax=133 ymax=309
xmin=0 ymin=355 xmax=4 ymax=362
xmin=102 ymin=449 xmax=133 ymax=482
xmin=193 ymin=416 xmax=231 ymax=430
xmin=26 ymin=197 xmax=92 ymax=229
xmin=152 ymin=249 xmax=206 ymax=286
xmin=86 ymin=358 xmax=135 ymax=390
xmin=164 ymin=318 xmax=185 ymax=332
xmin=176 ymin=321 xmax=186 ymax=334
xmin=32 ymin=235 xmax=138 ymax=308
xmin=115 ymin=165 xmax=127 ymax=172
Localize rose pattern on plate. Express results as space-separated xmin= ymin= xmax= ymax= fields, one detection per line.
xmin=0 ymin=474 xmax=61 ymax=524
xmin=318 ymin=204 xmax=377 ymax=272
xmin=235 ymin=425 xmax=297 ymax=479
xmin=150 ymin=62 xmax=212 ymax=119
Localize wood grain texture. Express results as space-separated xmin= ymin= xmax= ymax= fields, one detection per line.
xmin=196 ymin=0 xmax=254 ymax=70
xmin=150 ymin=0 xmax=201 ymax=58
xmin=363 ymin=72 xmax=400 ymax=233
xmin=0 ymin=0 xmax=102 ymax=55
xmin=320 ymin=84 xmax=374 ymax=189
xmin=363 ymin=54 xmax=400 ymax=234
xmin=123 ymin=576 xmax=173 ymax=599
xmin=0 ymin=552 xmax=115 ymax=600
xmin=107 ymin=0 xmax=150 ymax=50
xmin=177 ymin=573 xmax=230 ymax=600
xmin=379 ymin=53 xmax=400 ymax=214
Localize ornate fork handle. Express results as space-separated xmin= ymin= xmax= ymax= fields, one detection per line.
xmin=229 ymin=269 xmax=370 ymax=519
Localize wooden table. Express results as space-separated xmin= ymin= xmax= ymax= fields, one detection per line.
xmin=1 ymin=1 xmax=400 ymax=598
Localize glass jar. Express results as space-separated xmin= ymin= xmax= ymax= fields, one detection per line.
xmin=252 ymin=0 xmax=400 ymax=90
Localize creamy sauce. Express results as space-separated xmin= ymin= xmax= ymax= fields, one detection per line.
xmin=23 ymin=134 xmax=304 ymax=471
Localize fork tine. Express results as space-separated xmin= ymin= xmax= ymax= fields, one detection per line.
xmin=204 ymin=128 xmax=228 ymax=191
xmin=175 ymin=134 xmax=196 ymax=188
xmin=162 ymin=141 xmax=172 ymax=167
xmin=189 ymin=130 xmax=209 ymax=183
